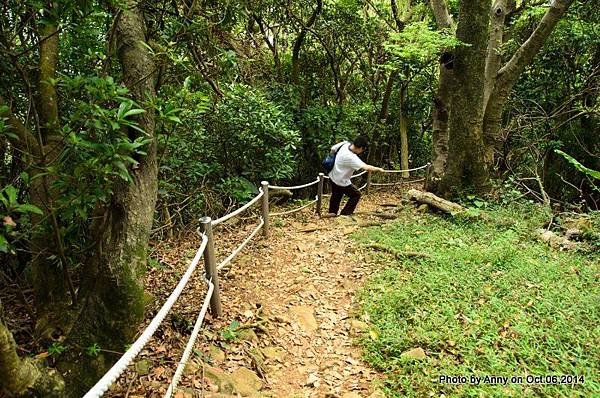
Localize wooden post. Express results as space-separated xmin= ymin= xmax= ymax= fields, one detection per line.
xmin=316 ymin=173 xmax=324 ymax=216
xmin=261 ymin=181 xmax=269 ymax=237
xmin=366 ymin=171 xmax=372 ymax=195
xmin=200 ymin=217 xmax=222 ymax=317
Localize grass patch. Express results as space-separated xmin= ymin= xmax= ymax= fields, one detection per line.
xmin=353 ymin=204 xmax=599 ymax=397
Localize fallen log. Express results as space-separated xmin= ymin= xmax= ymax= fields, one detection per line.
xmin=407 ymin=189 xmax=465 ymax=214
xmin=538 ymin=229 xmax=577 ymax=251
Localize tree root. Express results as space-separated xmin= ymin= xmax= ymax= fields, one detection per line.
xmin=365 ymin=243 xmax=431 ymax=259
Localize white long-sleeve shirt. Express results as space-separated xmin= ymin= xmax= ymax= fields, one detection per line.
xmin=328 ymin=141 xmax=366 ymax=187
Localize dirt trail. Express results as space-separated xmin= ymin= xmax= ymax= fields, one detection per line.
xmin=189 ymin=190 xmax=407 ymax=398
xmin=106 ymin=188 xmax=410 ymax=398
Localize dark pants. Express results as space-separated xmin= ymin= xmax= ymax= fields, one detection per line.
xmin=328 ymin=181 xmax=361 ymax=215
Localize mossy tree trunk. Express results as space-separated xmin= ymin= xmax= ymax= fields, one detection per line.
xmin=426 ymin=0 xmax=454 ymax=192
xmin=0 ymin=321 xmax=65 ymax=397
xmin=437 ymin=0 xmax=490 ymax=196
xmin=59 ymin=2 xmax=158 ymax=395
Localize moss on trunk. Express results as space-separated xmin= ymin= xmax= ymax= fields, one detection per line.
xmin=437 ymin=0 xmax=491 ymax=196
xmin=0 ymin=322 xmax=65 ymax=397
xmin=58 ymin=2 xmax=158 ymax=395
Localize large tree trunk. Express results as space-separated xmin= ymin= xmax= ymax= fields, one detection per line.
xmin=59 ymin=2 xmax=158 ymax=395
xmin=437 ymin=0 xmax=490 ymax=195
xmin=483 ymin=0 xmax=576 ymax=166
xmin=426 ymin=0 xmax=454 ymax=192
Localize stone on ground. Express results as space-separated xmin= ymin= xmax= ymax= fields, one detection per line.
xmin=401 ymin=347 xmax=427 ymax=360
xmin=230 ymin=367 xmax=263 ymax=396
xmin=289 ymin=305 xmax=319 ymax=332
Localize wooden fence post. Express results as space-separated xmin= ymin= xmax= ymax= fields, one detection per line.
xmin=366 ymin=171 xmax=372 ymax=195
xmin=261 ymin=181 xmax=269 ymax=237
xmin=199 ymin=217 xmax=222 ymax=317
xmin=317 ymin=173 xmax=324 ymax=216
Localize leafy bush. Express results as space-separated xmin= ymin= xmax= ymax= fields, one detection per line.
xmin=206 ymin=84 xmax=301 ymax=183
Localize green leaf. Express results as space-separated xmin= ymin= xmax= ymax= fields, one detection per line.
xmin=15 ymin=204 xmax=44 ymax=215
xmin=124 ymin=108 xmax=146 ymax=118
xmin=0 ymin=235 xmax=8 ymax=253
xmin=4 ymin=186 xmax=18 ymax=206
xmin=113 ymin=160 xmax=131 ymax=181
xmin=117 ymin=101 xmax=128 ymax=120
xmin=555 ymin=150 xmax=600 ymax=180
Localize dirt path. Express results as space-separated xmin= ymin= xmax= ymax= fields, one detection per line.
xmin=106 ymin=189 xmax=409 ymax=398
xmin=183 ymin=190 xmax=406 ymax=398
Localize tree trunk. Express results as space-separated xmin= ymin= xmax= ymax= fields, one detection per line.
xmin=59 ymin=2 xmax=158 ymax=394
xmin=291 ymin=0 xmax=322 ymax=85
xmin=483 ymin=0 xmax=508 ymax=113
xmin=399 ymin=82 xmax=409 ymax=177
xmin=483 ymin=0 xmax=576 ymax=166
xmin=0 ymin=322 xmax=65 ymax=397
xmin=379 ymin=70 xmax=397 ymax=121
xmin=426 ymin=0 xmax=454 ymax=192
xmin=30 ymin=16 xmax=75 ymax=340
xmin=437 ymin=0 xmax=490 ymax=196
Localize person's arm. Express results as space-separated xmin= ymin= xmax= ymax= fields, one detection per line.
xmin=362 ymin=164 xmax=385 ymax=173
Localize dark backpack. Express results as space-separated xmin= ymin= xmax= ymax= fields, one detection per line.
xmin=322 ymin=142 xmax=348 ymax=172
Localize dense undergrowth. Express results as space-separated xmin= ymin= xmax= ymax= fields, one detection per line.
xmin=354 ymin=203 xmax=600 ymax=397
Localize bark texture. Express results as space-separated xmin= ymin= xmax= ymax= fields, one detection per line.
xmin=437 ymin=0 xmax=490 ymax=195
xmin=30 ymin=18 xmax=73 ymax=339
xmin=0 ymin=322 xmax=64 ymax=397
xmin=483 ymin=0 xmax=508 ymax=112
xmin=426 ymin=0 xmax=454 ymax=192
xmin=483 ymin=0 xmax=576 ymax=164
xmin=408 ymin=189 xmax=465 ymax=214
xmin=60 ymin=2 xmax=158 ymax=395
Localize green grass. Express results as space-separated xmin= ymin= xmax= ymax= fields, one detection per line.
xmin=353 ymin=204 xmax=599 ymax=398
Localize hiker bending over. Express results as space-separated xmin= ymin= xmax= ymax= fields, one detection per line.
xmin=328 ymin=135 xmax=384 ymax=216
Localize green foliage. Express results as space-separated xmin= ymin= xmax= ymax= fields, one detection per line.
xmin=48 ymin=342 xmax=67 ymax=356
xmin=207 ymin=84 xmax=301 ymax=183
xmin=56 ymin=75 xmax=151 ymax=220
xmin=353 ymin=205 xmax=600 ymax=397
xmin=555 ymin=150 xmax=600 ymax=181
xmin=220 ymin=320 xmax=241 ymax=341
xmin=385 ymin=21 xmax=462 ymax=67
xmin=85 ymin=343 xmax=101 ymax=357
xmin=0 ymin=184 xmax=43 ymax=255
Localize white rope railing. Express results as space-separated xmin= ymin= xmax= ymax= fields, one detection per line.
xmin=382 ymin=163 xmax=430 ymax=173
xmin=87 ymin=161 xmax=432 ymax=397
xmin=164 ymin=277 xmax=214 ymax=398
xmin=270 ymin=178 xmax=319 ymax=191
xmin=217 ymin=217 xmax=265 ymax=271
xmin=350 ymin=170 xmax=367 ymax=179
xmin=372 ymin=178 xmax=425 ymax=186
xmin=83 ymin=234 xmax=209 ymax=398
xmin=212 ymin=189 xmax=264 ymax=226
xmin=270 ymin=196 xmax=318 ymax=216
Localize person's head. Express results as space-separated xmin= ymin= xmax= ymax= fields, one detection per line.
xmin=352 ymin=135 xmax=369 ymax=154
